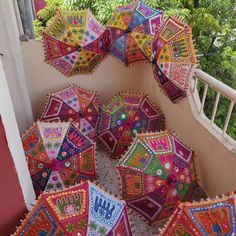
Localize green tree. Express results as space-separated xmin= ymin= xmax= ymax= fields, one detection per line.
xmin=186 ymin=0 xmax=236 ymax=139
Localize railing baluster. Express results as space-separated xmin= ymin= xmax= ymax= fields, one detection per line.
xmin=193 ymin=77 xmax=198 ymax=93
xmin=222 ymin=100 xmax=234 ymax=135
xmin=210 ymin=92 xmax=221 ymax=124
xmin=190 ymin=69 xmax=236 ymax=141
xmin=200 ymin=83 xmax=208 ymax=114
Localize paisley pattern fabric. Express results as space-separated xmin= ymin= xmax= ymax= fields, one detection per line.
xmin=43 ymin=10 xmax=107 ymax=76
xmin=107 ymin=0 xmax=163 ymax=65
xmin=41 ymin=85 xmax=100 ymax=141
xmin=98 ymin=92 xmax=165 ymax=158
xmin=152 ymin=16 xmax=198 ymax=103
xmin=22 ymin=121 xmax=96 ymax=196
xmin=14 ymin=181 xmax=132 ymax=236
xmin=116 ymin=130 xmax=197 ymax=223
xmin=159 ymin=193 xmax=236 ymax=236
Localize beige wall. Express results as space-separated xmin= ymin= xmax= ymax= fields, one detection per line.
xmin=22 ymin=41 xmax=146 ymax=119
xmin=21 ymin=41 xmax=236 ymax=197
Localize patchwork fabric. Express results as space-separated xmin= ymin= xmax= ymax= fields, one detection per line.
xmin=107 ymin=0 xmax=163 ymax=66
xmin=14 ymin=181 xmax=132 ymax=236
xmin=152 ymin=16 xmax=198 ymax=103
xmin=98 ymin=92 xmax=165 ymax=158
xmin=21 ymin=121 xmax=96 ymax=196
xmin=116 ymin=130 xmax=197 ymax=223
xmin=43 ymin=9 xmax=107 ymax=76
xmin=41 ymin=85 xmax=100 ymax=141
xmin=159 ymin=195 xmax=236 ymax=236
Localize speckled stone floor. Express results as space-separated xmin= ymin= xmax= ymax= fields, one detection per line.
xmin=96 ymin=147 xmax=207 ymax=236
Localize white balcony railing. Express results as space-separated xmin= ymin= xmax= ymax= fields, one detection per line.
xmin=190 ymin=69 xmax=236 ymax=145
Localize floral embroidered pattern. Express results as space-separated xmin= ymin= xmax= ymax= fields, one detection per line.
xmin=22 ymin=122 xmax=96 ymax=196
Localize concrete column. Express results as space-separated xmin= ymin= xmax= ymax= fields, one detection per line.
xmin=0 ymin=0 xmax=35 ymax=213
xmin=0 ymin=0 xmax=34 ymax=131
xmin=16 ymin=0 xmax=35 ymax=38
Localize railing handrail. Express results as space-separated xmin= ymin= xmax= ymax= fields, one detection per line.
xmin=195 ymin=69 xmax=236 ymax=102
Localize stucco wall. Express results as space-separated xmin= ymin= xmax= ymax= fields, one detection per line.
xmin=21 ymin=41 xmax=146 ymax=119
xmin=21 ymin=41 xmax=236 ymax=197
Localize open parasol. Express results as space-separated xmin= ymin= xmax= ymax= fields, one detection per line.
xmin=22 ymin=121 xmax=96 ymax=196
xmin=159 ymin=192 xmax=236 ymax=235
xmin=152 ymin=16 xmax=198 ymax=102
xmin=14 ymin=181 xmax=133 ymax=236
xmin=106 ymin=0 xmax=163 ymax=66
xmin=98 ymin=92 xmax=165 ymax=158
xmin=116 ymin=130 xmax=197 ymax=223
xmin=41 ymin=85 xmax=100 ymax=141
xmin=43 ymin=9 xmax=107 ymax=76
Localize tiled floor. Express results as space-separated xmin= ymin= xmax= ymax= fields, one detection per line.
xmin=96 ymin=147 xmax=207 ymax=235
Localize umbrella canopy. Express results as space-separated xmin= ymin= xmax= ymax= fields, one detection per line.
xmin=98 ymin=92 xmax=165 ymax=158
xmin=116 ymin=130 xmax=197 ymax=223
xmin=22 ymin=121 xmax=96 ymax=196
xmin=43 ymin=9 xmax=107 ymax=76
xmin=41 ymin=85 xmax=100 ymax=141
xmin=159 ymin=193 xmax=236 ymax=236
xmin=152 ymin=16 xmax=198 ymax=103
xmin=106 ymin=0 xmax=163 ymax=66
xmin=14 ymin=181 xmax=133 ymax=236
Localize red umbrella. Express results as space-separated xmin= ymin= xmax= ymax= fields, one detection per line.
xmin=116 ymin=130 xmax=197 ymax=223
xmin=14 ymin=181 xmax=133 ymax=236
xmin=98 ymin=92 xmax=165 ymax=158
xmin=152 ymin=16 xmax=198 ymax=102
xmin=22 ymin=121 xmax=96 ymax=196
xmin=41 ymin=85 xmax=100 ymax=141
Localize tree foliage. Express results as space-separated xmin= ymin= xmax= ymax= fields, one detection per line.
xmin=34 ymin=0 xmax=236 ymax=139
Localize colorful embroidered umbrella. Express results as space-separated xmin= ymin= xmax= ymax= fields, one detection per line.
xmin=41 ymin=85 xmax=100 ymax=141
xmin=159 ymin=193 xmax=236 ymax=236
xmin=14 ymin=181 xmax=133 ymax=236
xmin=106 ymin=0 xmax=163 ymax=66
xmin=98 ymin=92 xmax=165 ymax=158
xmin=43 ymin=9 xmax=107 ymax=76
xmin=152 ymin=16 xmax=198 ymax=103
xmin=22 ymin=121 xmax=96 ymax=196
xmin=116 ymin=130 xmax=197 ymax=223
